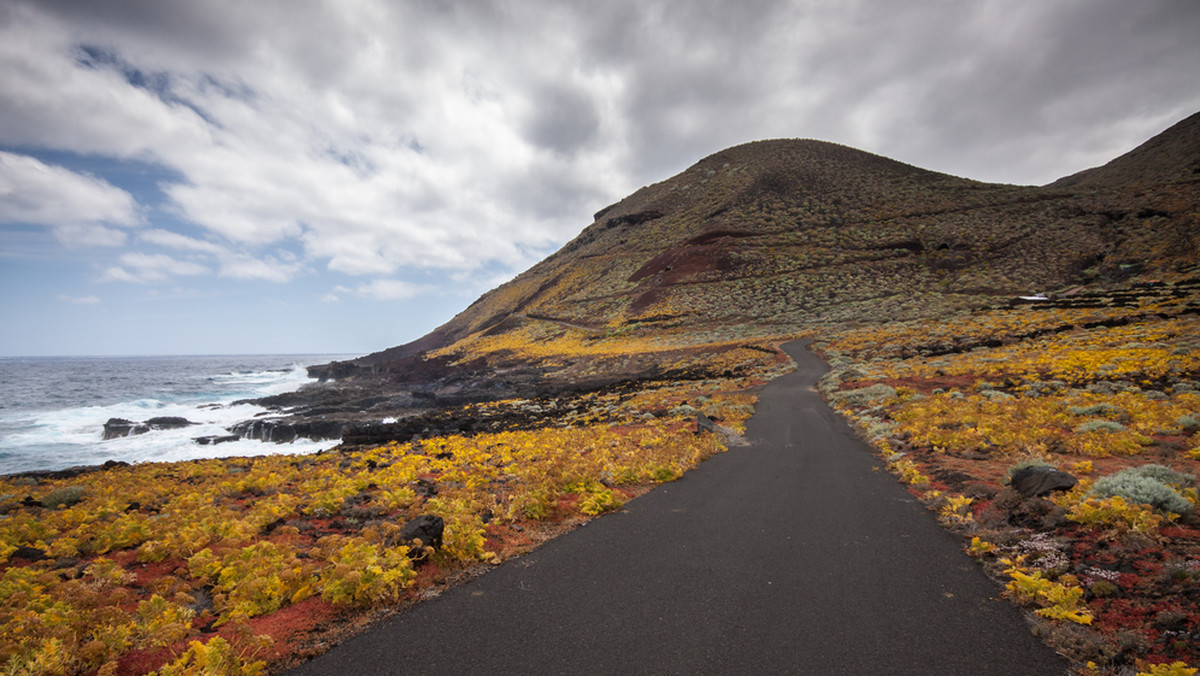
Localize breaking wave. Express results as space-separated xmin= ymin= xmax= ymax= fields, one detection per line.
xmin=0 ymin=355 xmax=354 ymax=475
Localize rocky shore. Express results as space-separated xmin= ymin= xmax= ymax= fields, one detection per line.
xmin=101 ymin=340 xmax=767 ymax=453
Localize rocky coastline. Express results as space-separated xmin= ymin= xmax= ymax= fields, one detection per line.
xmin=86 ymin=340 xmax=749 ymax=461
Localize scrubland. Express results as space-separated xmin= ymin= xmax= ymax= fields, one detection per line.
xmin=0 ymin=339 xmax=781 ymax=675
xmin=819 ymin=273 xmax=1200 ymax=675
xmin=5 ymin=121 xmax=1200 ymax=674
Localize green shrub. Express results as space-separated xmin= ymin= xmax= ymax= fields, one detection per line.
xmin=1120 ymin=463 xmax=1194 ymax=488
xmin=1075 ymin=420 xmax=1126 ymax=434
xmin=1085 ymin=381 xmax=1135 ymax=395
xmin=1024 ymin=380 xmax=1068 ymax=397
xmin=1091 ymin=467 xmax=1193 ymax=515
xmin=831 ymin=384 xmax=897 ymax=407
xmin=1068 ymin=403 xmax=1123 ymax=418
xmin=41 ymin=486 xmax=86 ymax=508
xmin=868 ymin=420 xmax=897 ymax=441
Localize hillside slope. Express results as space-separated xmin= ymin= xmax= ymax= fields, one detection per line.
xmin=353 ymin=117 xmax=1199 ymax=371
xmin=1050 ymin=110 xmax=1200 ymax=188
xmin=10 ymin=113 xmax=1199 ymax=676
xmin=253 ymin=112 xmax=1200 ymax=442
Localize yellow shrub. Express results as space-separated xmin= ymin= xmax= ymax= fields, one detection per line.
xmin=939 ymin=494 xmax=974 ymax=525
xmin=318 ymin=538 xmax=415 ymax=606
xmin=1137 ymin=662 xmax=1198 ymax=676
xmin=890 ymin=458 xmax=929 ymax=485
xmin=1005 ymin=567 xmax=1092 ymax=625
xmin=153 ymin=636 xmax=268 ymax=676
xmin=1067 ymin=495 xmax=1165 ymax=534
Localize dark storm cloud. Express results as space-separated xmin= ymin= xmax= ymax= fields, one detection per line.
xmin=564 ymin=0 xmax=803 ymax=179
xmin=28 ymin=0 xmax=259 ymax=67
xmin=3 ymin=0 xmax=1199 ymax=289
xmin=523 ymin=82 xmax=601 ymax=155
xmin=886 ymin=1 xmax=1200 ymax=182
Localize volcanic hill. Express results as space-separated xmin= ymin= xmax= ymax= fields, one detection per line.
xmin=253 ymin=111 xmax=1200 ymax=442
xmin=13 ymin=112 xmax=1200 ymax=676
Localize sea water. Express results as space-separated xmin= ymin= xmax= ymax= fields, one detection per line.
xmin=0 ymin=355 xmax=355 ymax=475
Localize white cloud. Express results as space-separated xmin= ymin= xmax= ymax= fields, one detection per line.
xmin=56 ymin=293 xmax=100 ymax=304
xmin=49 ymin=223 xmax=129 ymax=248
xmin=334 ymin=279 xmax=430 ymax=301
xmin=3 ymin=0 xmax=1200 ymax=297
xmin=139 ymin=229 xmax=225 ymax=254
xmin=218 ymin=253 xmax=303 ymax=283
xmin=101 ymin=252 xmax=209 ymax=283
xmin=0 ymin=6 xmax=210 ymax=159
xmin=0 ymin=1 xmax=627 ymax=277
xmin=98 ymin=266 xmax=140 ymax=283
xmin=0 ymin=151 xmax=139 ymax=242
xmin=137 ymin=229 xmax=303 ymax=282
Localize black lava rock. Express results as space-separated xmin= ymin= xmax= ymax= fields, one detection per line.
xmin=399 ymin=514 xmax=445 ymax=552
xmin=1010 ymin=466 xmax=1078 ymax=498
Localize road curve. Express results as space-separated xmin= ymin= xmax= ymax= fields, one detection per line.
xmin=287 ymin=341 xmax=1068 ymax=675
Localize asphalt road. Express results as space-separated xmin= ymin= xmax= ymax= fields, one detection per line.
xmin=287 ymin=341 xmax=1068 ymax=675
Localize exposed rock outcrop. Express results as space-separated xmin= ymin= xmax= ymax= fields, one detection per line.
xmin=1010 ymin=466 xmax=1078 ymax=498
xmin=228 ymin=418 xmax=347 ymax=443
xmin=103 ymin=416 xmax=196 ymax=440
xmin=398 ymin=515 xmax=445 ymax=554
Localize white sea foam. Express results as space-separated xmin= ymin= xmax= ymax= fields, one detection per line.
xmin=0 ymin=356 xmax=349 ymax=475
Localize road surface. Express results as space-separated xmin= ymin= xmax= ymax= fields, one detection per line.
xmin=287 ymin=341 xmax=1067 ymax=675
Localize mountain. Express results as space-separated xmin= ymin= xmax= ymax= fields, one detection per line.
xmin=262 ymin=112 xmax=1200 ymax=442
xmin=1049 ymin=110 xmax=1200 ymax=188
xmin=358 ymin=119 xmax=1198 ymax=356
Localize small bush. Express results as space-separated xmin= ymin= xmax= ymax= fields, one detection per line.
xmin=1025 ymin=380 xmax=1068 ymax=397
xmin=320 ymin=539 xmax=415 ymax=606
xmin=1008 ymin=458 xmax=1054 ymax=479
xmin=831 ymin=384 xmax=897 ymax=407
xmin=578 ymin=488 xmax=624 ymax=516
xmin=1085 ymin=381 xmax=1135 ymax=395
xmin=1069 ymin=496 xmax=1165 ymax=533
xmin=40 ymin=486 xmax=86 ymax=508
xmin=1075 ymin=420 xmax=1126 ymax=434
xmin=1119 ymin=463 xmax=1194 ymax=488
xmin=1069 ymin=403 xmax=1124 ymax=418
xmin=154 ymin=636 xmax=268 ymax=676
xmin=1091 ymin=468 xmax=1193 ymax=515
xmin=865 ymin=421 xmax=896 ymax=440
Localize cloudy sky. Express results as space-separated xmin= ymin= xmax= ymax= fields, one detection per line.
xmin=2 ymin=0 xmax=1198 ymax=356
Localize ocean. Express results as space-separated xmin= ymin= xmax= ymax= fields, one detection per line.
xmin=0 ymin=354 xmax=355 ymax=476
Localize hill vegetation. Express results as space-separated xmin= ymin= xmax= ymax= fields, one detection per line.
xmin=1 ymin=111 xmax=1199 ymax=674
xmin=818 ymin=278 xmax=1200 ymax=671
xmin=286 ymin=112 xmax=1199 ymax=432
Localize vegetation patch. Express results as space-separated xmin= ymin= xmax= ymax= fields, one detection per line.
xmin=0 ymin=414 xmax=730 ymax=674
xmin=817 ymin=273 xmax=1200 ymax=674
